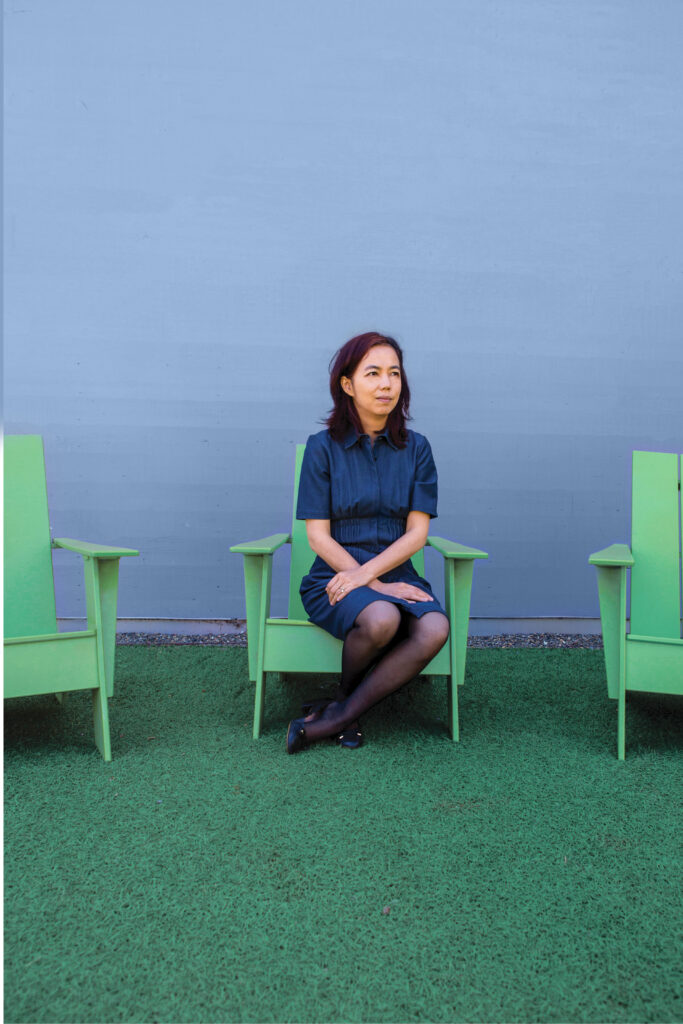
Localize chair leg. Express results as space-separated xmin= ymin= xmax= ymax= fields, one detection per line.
xmin=242 ymin=555 xmax=265 ymax=684
xmin=84 ymin=557 xmax=116 ymax=759
xmin=595 ymin=565 xmax=627 ymax=702
xmin=442 ymin=558 xmax=474 ymax=742
xmin=594 ymin=564 xmax=628 ymax=758
xmin=618 ymin=678 xmax=626 ymax=761
xmin=252 ymin=556 xmax=272 ymax=739
xmin=96 ymin=559 xmax=121 ymax=699
xmin=253 ymin=670 xmax=266 ymax=739
xmin=448 ymin=672 xmax=459 ymax=742
xmin=92 ymin=686 xmax=112 ymax=761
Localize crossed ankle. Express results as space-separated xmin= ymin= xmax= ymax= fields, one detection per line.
xmin=303 ymin=700 xmax=350 ymax=740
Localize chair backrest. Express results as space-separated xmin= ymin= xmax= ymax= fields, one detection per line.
xmin=287 ymin=442 xmax=426 ymax=619
xmin=4 ymin=435 xmax=58 ymax=638
xmin=630 ymin=450 xmax=682 ymax=639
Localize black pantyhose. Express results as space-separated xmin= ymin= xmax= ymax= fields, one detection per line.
xmin=302 ymin=606 xmax=450 ymax=743
xmin=336 ymin=601 xmax=402 ymax=699
xmin=318 ymin=601 xmax=404 ymax=742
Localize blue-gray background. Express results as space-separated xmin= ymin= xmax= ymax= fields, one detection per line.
xmin=4 ymin=0 xmax=682 ymax=625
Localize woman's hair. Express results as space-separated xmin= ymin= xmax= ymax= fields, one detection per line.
xmin=325 ymin=332 xmax=411 ymax=447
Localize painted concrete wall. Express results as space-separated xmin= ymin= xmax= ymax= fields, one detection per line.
xmin=4 ymin=1 xmax=682 ymax=624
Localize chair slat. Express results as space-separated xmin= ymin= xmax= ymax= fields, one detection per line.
xmin=287 ymin=445 xmax=313 ymax=620
xmin=630 ymin=451 xmax=681 ymax=639
xmin=3 ymin=436 xmax=58 ymax=638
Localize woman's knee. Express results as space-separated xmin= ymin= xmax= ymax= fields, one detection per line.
xmin=414 ymin=611 xmax=450 ymax=653
xmin=356 ymin=602 xmax=402 ymax=649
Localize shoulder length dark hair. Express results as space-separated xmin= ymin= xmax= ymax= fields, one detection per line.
xmin=325 ymin=332 xmax=411 ymax=448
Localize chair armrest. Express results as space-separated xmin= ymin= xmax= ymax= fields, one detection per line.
xmin=588 ymin=543 xmax=634 ymax=567
xmin=427 ymin=536 xmax=488 ymax=560
xmin=53 ymin=538 xmax=139 ymax=558
xmin=230 ymin=533 xmax=291 ymax=555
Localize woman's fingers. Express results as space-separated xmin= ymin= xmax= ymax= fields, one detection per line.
xmin=394 ymin=583 xmax=433 ymax=603
xmin=326 ymin=575 xmax=432 ymax=606
xmin=373 ymin=581 xmax=433 ymax=603
xmin=326 ymin=572 xmax=354 ymax=605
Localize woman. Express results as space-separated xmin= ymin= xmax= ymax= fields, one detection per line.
xmin=287 ymin=332 xmax=450 ymax=754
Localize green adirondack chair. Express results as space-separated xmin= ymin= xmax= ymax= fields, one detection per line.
xmin=589 ymin=450 xmax=683 ymax=759
xmin=4 ymin=435 xmax=139 ymax=761
xmin=231 ymin=443 xmax=488 ymax=740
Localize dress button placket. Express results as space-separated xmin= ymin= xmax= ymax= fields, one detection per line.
xmin=372 ymin=441 xmax=380 ymax=546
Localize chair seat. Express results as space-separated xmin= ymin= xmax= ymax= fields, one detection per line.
xmin=263 ymin=618 xmax=342 ymax=673
xmin=265 ymin=617 xmax=313 ymax=627
xmin=625 ymin=634 xmax=683 ymax=695
xmin=4 ymin=632 xmax=100 ymax=699
xmin=5 ymin=629 xmax=97 ymax=645
xmin=262 ymin=617 xmax=451 ymax=675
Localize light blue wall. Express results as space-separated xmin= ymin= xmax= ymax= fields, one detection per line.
xmin=4 ymin=1 xmax=682 ymax=622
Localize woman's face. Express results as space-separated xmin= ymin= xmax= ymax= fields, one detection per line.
xmin=341 ymin=344 xmax=402 ymax=426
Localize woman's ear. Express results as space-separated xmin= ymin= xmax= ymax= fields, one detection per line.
xmin=340 ymin=376 xmax=353 ymax=396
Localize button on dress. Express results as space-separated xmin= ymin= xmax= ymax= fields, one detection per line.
xmin=296 ymin=427 xmax=447 ymax=640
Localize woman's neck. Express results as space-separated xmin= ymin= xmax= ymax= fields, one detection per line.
xmin=357 ymin=414 xmax=388 ymax=441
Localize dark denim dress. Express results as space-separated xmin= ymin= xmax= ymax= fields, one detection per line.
xmin=296 ymin=428 xmax=446 ymax=640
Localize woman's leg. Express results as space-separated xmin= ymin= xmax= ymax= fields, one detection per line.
xmin=322 ymin=601 xmax=404 ymax=746
xmin=336 ymin=601 xmax=403 ymax=699
xmin=300 ymin=610 xmax=450 ymax=743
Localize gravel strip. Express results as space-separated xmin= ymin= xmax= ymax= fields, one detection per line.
xmin=116 ymin=631 xmax=249 ymax=647
xmin=116 ymin=631 xmax=603 ymax=649
xmin=467 ymin=633 xmax=603 ymax=649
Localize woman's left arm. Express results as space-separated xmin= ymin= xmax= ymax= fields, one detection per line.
xmin=363 ymin=510 xmax=430 ymax=579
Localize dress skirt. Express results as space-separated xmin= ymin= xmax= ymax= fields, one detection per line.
xmin=300 ymin=553 xmax=446 ymax=641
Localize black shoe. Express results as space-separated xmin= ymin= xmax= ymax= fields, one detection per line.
xmin=286 ymin=719 xmax=308 ymax=754
xmin=337 ymin=720 xmax=363 ymax=749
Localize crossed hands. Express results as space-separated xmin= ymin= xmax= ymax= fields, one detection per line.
xmin=325 ymin=567 xmax=434 ymax=606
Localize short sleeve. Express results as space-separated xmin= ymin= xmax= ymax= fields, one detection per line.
xmin=410 ymin=435 xmax=438 ymax=518
xmin=296 ymin=434 xmax=332 ymax=519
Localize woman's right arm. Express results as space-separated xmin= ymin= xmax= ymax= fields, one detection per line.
xmin=305 ymin=520 xmax=361 ymax=573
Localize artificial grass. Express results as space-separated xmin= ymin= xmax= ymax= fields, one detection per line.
xmin=4 ymin=648 xmax=682 ymax=1024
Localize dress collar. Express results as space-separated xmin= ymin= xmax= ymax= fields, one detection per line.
xmin=342 ymin=428 xmax=398 ymax=451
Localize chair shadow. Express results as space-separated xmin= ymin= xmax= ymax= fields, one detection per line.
xmin=625 ymin=691 xmax=683 ymax=755
xmin=3 ymin=694 xmax=97 ymax=758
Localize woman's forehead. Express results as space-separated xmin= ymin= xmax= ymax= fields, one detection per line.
xmin=357 ymin=344 xmax=400 ymax=370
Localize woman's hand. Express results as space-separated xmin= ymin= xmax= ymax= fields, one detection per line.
xmin=326 ymin=566 xmax=373 ymax=605
xmin=370 ymin=580 xmax=434 ymax=604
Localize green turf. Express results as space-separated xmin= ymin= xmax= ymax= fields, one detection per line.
xmin=4 ymin=648 xmax=682 ymax=1024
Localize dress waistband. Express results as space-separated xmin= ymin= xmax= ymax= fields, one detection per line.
xmin=331 ymin=515 xmax=406 ymax=549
